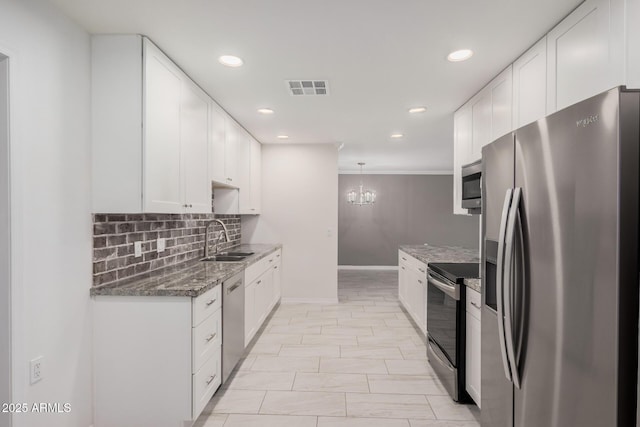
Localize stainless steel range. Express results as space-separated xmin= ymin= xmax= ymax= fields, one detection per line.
xmin=426 ymin=262 xmax=479 ymax=402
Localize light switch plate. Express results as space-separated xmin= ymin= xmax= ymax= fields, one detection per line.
xmin=157 ymin=238 xmax=166 ymax=253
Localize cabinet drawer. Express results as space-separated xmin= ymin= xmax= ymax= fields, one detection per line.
xmin=192 ymin=308 xmax=221 ymax=372
xmin=415 ymin=260 xmax=427 ymax=277
xmin=192 ymin=351 xmax=221 ymax=420
xmin=245 ymin=250 xmax=279 ymax=285
xmin=466 ymin=288 xmax=481 ymax=320
xmin=193 ymin=285 xmax=221 ymax=327
xmin=398 ymin=250 xmax=416 ymax=269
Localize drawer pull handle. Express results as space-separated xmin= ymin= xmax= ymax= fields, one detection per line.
xmin=206 ymin=298 xmax=217 ymax=306
xmin=274 ymin=266 xmax=278 ymax=270
xmin=418 ymin=280 xmax=423 ymax=284
xmin=206 ymin=333 xmax=217 ymax=342
xmin=401 ymin=266 xmax=405 ymax=270
xmin=206 ymin=375 xmax=216 ymax=385
xmin=257 ymin=280 xmax=262 ymax=285
xmin=277 ymin=254 xmax=280 ymax=258
xmin=269 ymin=259 xmax=273 ymax=263
xmin=402 ymin=257 xmax=407 ymax=261
xmin=470 ymin=301 xmax=481 ymax=309
xmin=418 ymin=268 xmax=425 ymax=273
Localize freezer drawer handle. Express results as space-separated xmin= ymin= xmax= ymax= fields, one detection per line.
xmin=497 ymin=188 xmax=513 ymax=383
xmin=427 ymin=272 xmax=459 ymax=300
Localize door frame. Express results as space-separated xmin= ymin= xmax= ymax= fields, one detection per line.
xmin=0 ymin=47 xmax=15 ymax=427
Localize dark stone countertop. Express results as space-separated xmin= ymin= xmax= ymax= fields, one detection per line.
xmin=399 ymin=244 xmax=481 ymax=291
xmin=90 ymin=243 xmax=282 ymax=297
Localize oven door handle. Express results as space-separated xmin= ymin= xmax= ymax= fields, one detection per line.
xmin=427 ymin=272 xmax=459 ymax=300
xmin=497 ymin=188 xmax=513 ymax=383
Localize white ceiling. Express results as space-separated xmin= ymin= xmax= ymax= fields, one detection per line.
xmin=49 ymin=0 xmax=582 ymax=172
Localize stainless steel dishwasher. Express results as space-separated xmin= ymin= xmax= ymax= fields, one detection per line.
xmin=221 ymin=272 xmax=244 ymax=383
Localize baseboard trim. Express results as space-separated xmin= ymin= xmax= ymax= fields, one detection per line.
xmin=338 ymin=265 xmax=398 ymax=271
xmin=280 ymin=297 xmax=340 ymax=304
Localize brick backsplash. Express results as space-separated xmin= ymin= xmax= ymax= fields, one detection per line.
xmin=92 ymin=213 xmax=241 ymax=286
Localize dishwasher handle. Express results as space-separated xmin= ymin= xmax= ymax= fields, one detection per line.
xmin=226 ymin=281 xmax=242 ymax=295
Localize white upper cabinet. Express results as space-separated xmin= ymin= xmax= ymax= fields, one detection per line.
xmin=453 ymin=66 xmax=512 ymax=214
xmin=470 ymin=90 xmax=491 ymax=161
xmin=239 ymin=134 xmax=262 ymax=215
xmin=466 ymin=66 xmax=513 ymax=163
xmin=209 ymin=104 xmax=227 ymax=184
xmin=142 ymin=40 xmax=183 ymax=213
xmin=453 ymin=105 xmax=472 ymax=215
xmin=547 ymin=0 xmax=624 ymax=112
xmin=489 ymin=66 xmax=513 ymax=141
xmin=180 ymin=82 xmax=211 ymax=213
xmin=626 ymin=0 xmax=640 ymax=89
xmin=513 ymin=37 xmax=547 ymax=128
xmin=92 ymin=35 xmax=211 ymax=213
xmin=223 ymin=117 xmax=240 ymax=186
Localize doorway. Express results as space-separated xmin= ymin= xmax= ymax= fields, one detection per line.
xmin=0 ymin=53 xmax=12 ymax=426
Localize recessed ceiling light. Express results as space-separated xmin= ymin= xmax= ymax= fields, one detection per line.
xmin=277 ymin=135 xmax=289 ymax=139
xmin=409 ymin=107 xmax=427 ymax=114
xmin=390 ymin=133 xmax=404 ymax=139
xmin=218 ymin=55 xmax=244 ymax=67
xmin=447 ymin=49 xmax=473 ymax=62
xmin=257 ymin=108 xmax=274 ymax=114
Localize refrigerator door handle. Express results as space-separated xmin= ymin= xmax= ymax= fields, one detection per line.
xmin=504 ymin=187 xmax=522 ymax=389
xmin=497 ymin=188 xmax=513 ymax=382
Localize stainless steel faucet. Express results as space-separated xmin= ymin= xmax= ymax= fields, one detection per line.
xmin=204 ymin=219 xmax=231 ymax=258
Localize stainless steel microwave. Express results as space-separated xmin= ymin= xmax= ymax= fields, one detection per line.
xmin=461 ymin=159 xmax=481 ymax=213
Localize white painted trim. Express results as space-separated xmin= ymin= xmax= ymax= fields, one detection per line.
xmin=338 ymin=170 xmax=453 ymax=175
xmin=338 ymin=265 xmax=398 ymax=271
xmin=280 ymin=297 xmax=339 ymax=305
xmin=0 ymin=42 xmax=19 ymax=425
xmin=0 ymin=52 xmax=10 ymax=427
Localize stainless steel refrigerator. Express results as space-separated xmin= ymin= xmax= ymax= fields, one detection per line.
xmin=481 ymin=86 xmax=639 ymax=427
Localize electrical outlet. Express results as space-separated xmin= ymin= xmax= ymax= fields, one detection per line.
xmin=30 ymin=356 xmax=43 ymax=384
xmin=157 ymin=238 xmax=166 ymax=253
xmin=134 ymin=241 xmax=142 ymax=257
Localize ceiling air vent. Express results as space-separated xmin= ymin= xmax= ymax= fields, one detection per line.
xmin=286 ymin=80 xmax=329 ymax=96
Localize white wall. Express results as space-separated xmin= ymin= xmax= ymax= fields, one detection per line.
xmin=242 ymin=144 xmax=339 ymax=303
xmin=0 ymin=1 xmax=93 ymax=426
xmin=0 ymin=54 xmax=11 ymax=427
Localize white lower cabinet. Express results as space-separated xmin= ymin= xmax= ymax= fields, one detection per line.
xmin=93 ymin=286 xmax=222 ymax=427
xmin=466 ymin=288 xmax=481 ymax=406
xmin=244 ymin=249 xmax=282 ymax=346
xmin=397 ymin=250 xmax=427 ymax=334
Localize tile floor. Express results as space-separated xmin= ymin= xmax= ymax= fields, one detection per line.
xmin=194 ymin=270 xmax=481 ymax=427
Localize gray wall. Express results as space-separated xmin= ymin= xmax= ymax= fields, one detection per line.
xmin=339 ymin=174 xmax=479 ymax=266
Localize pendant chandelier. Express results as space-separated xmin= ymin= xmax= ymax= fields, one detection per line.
xmin=347 ymin=162 xmax=376 ymax=205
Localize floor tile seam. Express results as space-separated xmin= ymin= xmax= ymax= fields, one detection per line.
xmin=255 ymin=389 xmax=268 ymax=415
xmin=318 ymin=415 xmax=415 ymax=422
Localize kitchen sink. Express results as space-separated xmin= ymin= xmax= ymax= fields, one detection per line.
xmin=219 ymin=251 xmax=254 ymax=257
xmin=200 ymin=251 xmax=254 ymax=262
xmin=201 ymin=255 xmax=246 ymax=262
